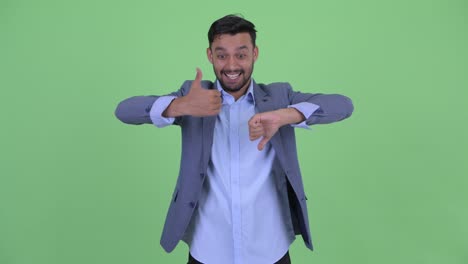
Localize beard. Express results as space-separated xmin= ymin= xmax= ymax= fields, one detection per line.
xmin=215 ymin=65 xmax=254 ymax=93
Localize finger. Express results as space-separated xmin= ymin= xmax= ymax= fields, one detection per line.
xmin=249 ymin=125 xmax=263 ymax=133
xmin=210 ymin=96 xmax=222 ymax=105
xmin=249 ymin=121 xmax=261 ymax=131
xmin=250 ymin=133 xmax=262 ymax=141
xmin=207 ymin=109 xmax=220 ymax=116
xmin=249 ymin=127 xmax=263 ymax=140
xmin=211 ymin=103 xmax=222 ymax=111
xmin=248 ymin=114 xmax=261 ymax=127
xmin=192 ymin=67 xmax=203 ymax=88
xmin=257 ymin=136 xmax=270 ymax=151
xmin=209 ymin=90 xmax=221 ymax=98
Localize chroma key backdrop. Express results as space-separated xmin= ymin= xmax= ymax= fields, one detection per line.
xmin=1 ymin=0 xmax=467 ymax=263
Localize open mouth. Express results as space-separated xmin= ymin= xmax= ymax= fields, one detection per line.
xmin=223 ymin=71 xmax=242 ymax=80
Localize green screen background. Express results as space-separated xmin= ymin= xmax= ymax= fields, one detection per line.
xmin=1 ymin=0 xmax=467 ymax=263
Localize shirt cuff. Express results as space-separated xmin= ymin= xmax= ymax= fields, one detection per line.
xmin=288 ymin=102 xmax=320 ymax=129
xmin=149 ymin=96 xmax=177 ymax=127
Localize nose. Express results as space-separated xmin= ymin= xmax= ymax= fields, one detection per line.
xmin=225 ymin=56 xmax=239 ymax=71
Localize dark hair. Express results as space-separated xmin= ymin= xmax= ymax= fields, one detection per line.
xmin=208 ymin=14 xmax=257 ymax=48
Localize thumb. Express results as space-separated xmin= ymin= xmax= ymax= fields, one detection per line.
xmin=192 ymin=67 xmax=203 ymax=89
xmin=257 ymin=136 xmax=270 ymax=151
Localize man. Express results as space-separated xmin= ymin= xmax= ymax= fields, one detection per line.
xmin=115 ymin=15 xmax=353 ymax=264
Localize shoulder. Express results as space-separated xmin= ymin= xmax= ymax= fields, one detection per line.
xmin=257 ymin=81 xmax=292 ymax=90
xmin=255 ymin=81 xmax=293 ymax=97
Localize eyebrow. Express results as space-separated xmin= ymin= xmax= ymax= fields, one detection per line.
xmin=214 ymin=45 xmax=249 ymax=52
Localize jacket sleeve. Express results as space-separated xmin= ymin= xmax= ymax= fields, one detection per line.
xmin=114 ymin=81 xmax=192 ymax=125
xmin=287 ymin=84 xmax=354 ymax=125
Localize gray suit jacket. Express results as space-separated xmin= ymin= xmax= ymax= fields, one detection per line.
xmin=115 ymin=80 xmax=353 ymax=252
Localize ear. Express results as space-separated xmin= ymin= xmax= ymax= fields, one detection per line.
xmin=207 ymin=47 xmax=213 ymax=64
xmin=253 ymin=46 xmax=259 ymax=62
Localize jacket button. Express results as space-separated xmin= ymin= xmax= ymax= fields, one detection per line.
xmin=200 ymin=173 xmax=204 ymax=178
xmin=189 ymin=202 xmax=195 ymax=208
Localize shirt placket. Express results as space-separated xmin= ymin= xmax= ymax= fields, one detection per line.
xmin=229 ymin=102 xmax=242 ymax=264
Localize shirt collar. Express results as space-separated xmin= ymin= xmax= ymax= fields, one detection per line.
xmin=216 ymin=79 xmax=255 ymax=105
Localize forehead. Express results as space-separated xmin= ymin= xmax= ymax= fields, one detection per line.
xmin=211 ymin=32 xmax=254 ymax=51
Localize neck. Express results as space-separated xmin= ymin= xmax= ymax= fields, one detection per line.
xmin=226 ymin=79 xmax=252 ymax=101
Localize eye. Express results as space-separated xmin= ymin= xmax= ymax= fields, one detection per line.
xmin=237 ymin=54 xmax=246 ymax=59
xmin=217 ymin=54 xmax=226 ymax=60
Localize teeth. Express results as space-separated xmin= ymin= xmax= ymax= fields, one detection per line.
xmin=226 ymin=73 xmax=240 ymax=79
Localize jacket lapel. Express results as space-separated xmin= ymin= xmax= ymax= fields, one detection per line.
xmin=201 ymin=115 xmax=216 ymax=171
xmin=253 ymin=81 xmax=274 ymax=113
xmin=253 ymin=82 xmax=285 ymax=158
xmin=201 ymin=81 xmax=218 ymax=171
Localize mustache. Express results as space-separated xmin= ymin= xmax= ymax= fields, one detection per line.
xmin=221 ymin=69 xmax=244 ymax=74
